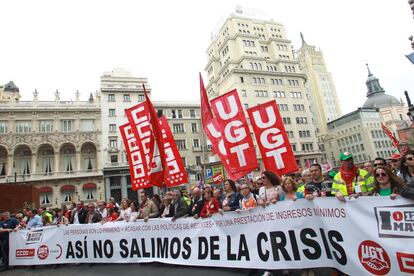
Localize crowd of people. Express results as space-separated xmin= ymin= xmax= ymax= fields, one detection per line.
xmin=1 ymin=150 xmax=414 ymax=273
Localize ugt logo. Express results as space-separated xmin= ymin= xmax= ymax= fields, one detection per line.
xmin=375 ymin=204 xmax=414 ymax=238
xmin=358 ymin=240 xmax=391 ymax=275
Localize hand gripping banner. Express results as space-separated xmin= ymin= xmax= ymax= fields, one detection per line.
xmin=119 ymin=123 xmax=151 ymax=189
xmin=125 ymin=102 xmax=163 ymax=188
xmin=199 ymin=75 xmax=246 ymax=180
xmin=247 ymin=100 xmax=298 ymax=175
xmin=210 ymin=89 xmax=259 ymax=177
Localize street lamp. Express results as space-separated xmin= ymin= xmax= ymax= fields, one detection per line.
xmin=405 ymin=91 xmax=414 ymax=123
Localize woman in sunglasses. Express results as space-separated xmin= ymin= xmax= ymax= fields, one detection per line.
xmin=258 ymin=170 xmax=283 ymax=207
xmin=370 ymin=166 xmax=403 ymax=199
xmin=398 ymin=150 xmax=414 ymax=185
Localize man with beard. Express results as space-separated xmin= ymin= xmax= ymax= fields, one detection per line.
xmin=331 ymin=152 xmax=373 ymax=201
xmin=305 ymin=163 xmax=334 ymax=198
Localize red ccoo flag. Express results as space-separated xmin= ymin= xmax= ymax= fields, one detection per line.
xmin=143 ymin=85 xmax=169 ymax=181
xmin=381 ymin=123 xmax=400 ymax=151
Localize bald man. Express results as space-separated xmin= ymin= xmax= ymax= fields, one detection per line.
xmin=188 ymin=187 xmax=205 ymax=217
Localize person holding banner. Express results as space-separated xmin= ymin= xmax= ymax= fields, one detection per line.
xmin=116 ymin=198 xmax=131 ymax=222
xmin=198 ymin=189 xmax=220 ymax=218
xmin=171 ymin=191 xmax=189 ymax=221
xmin=369 ymin=166 xmax=403 ymax=199
xmin=279 ymin=177 xmax=304 ymax=201
xmin=331 ymin=152 xmax=372 ymax=201
xmin=188 ymin=188 xmax=204 ymax=217
xmin=238 ymin=184 xmax=258 ymax=210
xmin=258 ymin=171 xmax=282 ymax=207
xmin=220 ymin=179 xmax=241 ymax=212
xmin=160 ymin=193 xmax=174 ymax=218
xmin=398 ymin=150 xmax=414 ymax=184
xmin=129 ymin=201 xmax=139 ymax=222
xmin=138 ymin=191 xmax=159 ymax=222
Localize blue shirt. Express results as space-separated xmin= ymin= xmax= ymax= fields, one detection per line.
xmin=27 ymin=215 xmax=42 ymax=228
xmin=0 ymin=218 xmax=19 ymax=240
xmin=279 ymin=192 xmax=304 ymax=201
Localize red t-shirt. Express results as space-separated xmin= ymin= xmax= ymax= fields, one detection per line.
xmin=200 ymin=198 xmax=220 ymax=218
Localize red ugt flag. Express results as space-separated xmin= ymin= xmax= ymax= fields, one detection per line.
xmin=247 ymin=100 xmax=298 ymax=175
xmin=381 ymin=123 xmax=400 ymax=150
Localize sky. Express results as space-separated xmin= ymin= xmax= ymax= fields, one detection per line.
xmin=1 ymin=0 xmax=413 ymax=114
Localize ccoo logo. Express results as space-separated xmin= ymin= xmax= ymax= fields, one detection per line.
xmin=358 ymin=240 xmax=390 ymax=275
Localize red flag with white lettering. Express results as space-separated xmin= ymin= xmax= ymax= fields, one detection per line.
xmin=247 ymin=100 xmax=298 ymax=175
xmin=119 ymin=123 xmax=152 ymax=190
xmin=199 ymin=74 xmax=246 ymax=180
xmin=210 ymin=89 xmax=259 ymax=177
xmin=381 ymin=123 xmax=400 ymax=151
xmin=125 ymin=102 xmax=163 ymax=187
xmin=159 ymin=116 xmax=188 ymax=187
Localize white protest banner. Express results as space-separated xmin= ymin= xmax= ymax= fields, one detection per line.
xmin=10 ymin=197 xmax=414 ymax=275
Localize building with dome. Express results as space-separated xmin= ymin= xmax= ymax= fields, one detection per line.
xmin=321 ymin=65 xmax=409 ymax=166
xmin=362 ymin=64 xmax=407 ymax=137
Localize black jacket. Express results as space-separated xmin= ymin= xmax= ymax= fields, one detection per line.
xmin=401 ymin=178 xmax=414 ymax=200
xmin=189 ymin=197 xmax=205 ymax=216
xmin=171 ymin=199 xmax=188 ymax=219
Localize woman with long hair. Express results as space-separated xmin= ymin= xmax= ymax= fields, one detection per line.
xmin=399 ymin=150 xmax=414 ymax=184
xmin=258 ymin=170 xmax=282 ymax=207
xmin=371 ymin=166 xmax=404 ymax=199
xmin=116 ymin=198 xmax=131 ymax=221
xmin=220 ymin=179 xmax=241 ymax=212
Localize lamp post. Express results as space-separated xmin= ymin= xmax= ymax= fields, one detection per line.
xmin=405 ymin=91 xmax=414 ymax=123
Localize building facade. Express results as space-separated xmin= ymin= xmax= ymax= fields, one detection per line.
xmin=100 ymin=69 xmax=206 ymax=203
xmin=323 ymin=108 xmax=395 ymax=167
xmin=0 ymin=82 xmax=103 ymax=208
xmin=204 ymin=12 xmax=322 ymax=169
xmin=297 ymin=34 xmax=342 ymax=135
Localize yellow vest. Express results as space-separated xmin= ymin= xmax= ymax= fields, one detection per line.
xmin=331 ymin=169 xmax=371 ymax=196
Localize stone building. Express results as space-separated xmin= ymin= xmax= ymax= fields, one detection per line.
xmin=0 ymin=82 xmax=103 ymax=208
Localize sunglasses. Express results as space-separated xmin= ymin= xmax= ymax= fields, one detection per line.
xmin=375 ymin=172 xmax=387 ymax=178
xmin=407 ymin=157 xmax=414 ymax=161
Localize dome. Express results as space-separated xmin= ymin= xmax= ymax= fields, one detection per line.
xmin=4 ymin=81 xmax=19 ymax=92
xmin=363 ymin=93 xmax=401 ymax=108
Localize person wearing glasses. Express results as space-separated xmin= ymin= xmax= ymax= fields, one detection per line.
xmin=331 ymin=152 xmax=374 ymax=201
xmin=398 ymin=150 xmax=414 ymax=185
xmin=258 ymin=171 xmax=283 ymax=207
xmin=373 ymin=157 xmax=387 ymax=168
xmin=388 ymin=153 xmax=401 ymax=175
xmin=369 ymin=166 xmax=403 ymax=199
xmin=238 ymin=184 xmax=258 ymax=211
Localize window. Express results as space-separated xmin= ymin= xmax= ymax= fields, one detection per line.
xmin=190 ymin=109 xmax=196 ymax=118
xmin=40 ymin=193 xmax=52 ymax=205
xmin=191 ymin=123 xmax=198 ymax=133
xmin=291 ymin=144 xmax=297 ymax=152
xmin=255 ymin=90 xmax=268 ymax=97
xmin=0 ymin=122 xmax=7 ymax=133
xmin=16 ymin=121 xmax=32 ymax=133
xmin=196 ymin=156 xmax=202 ymax=166
xmin=244 ymin=103 xmax=249 ymax=109
xmin=241 ymin=90 xmax=247 ymax=97
xmin=171 ymin=110 xmax=176 ymax=118
xmin=81 ymin=119 xmax=94 ymax=131
xmin=173 ymin=124 xmax=185 ymax=133
xmin=299 ymin=130 xmax=311 ymax=137
xmin=61 ymin=120 xmax=74 ymax=132
xmin=277 ymin=104 xmax=288 ymax=111
xmin=293 ymin=104 xmax=305 ymax=111
xmin=110 ymin=155 xmax=118 ymax=164
xmin=296 ymin=117 xmax=308 ymax=124
xmin=109 ymin=109 xmax=116 ymax=117
xmin=138 ymin=94 xmax=145 ymax=102
xmin=107 ymin=94 xmax=115 ymax=102
xmin=273 ymin=91 xmax=285 ymax=98
xmin=301 ymin=143 xmax=314 ymax=151
xmin=84 ymin=189 xmax=96 ymax=200
xmin=175 ymin=140 xmax=186 ymax=150
xmin=39 ymin=120 xmax=53 ymax=133
xmin=282 ymin=118 xmax=291 ymax=124
xmin=109 ymin=124 xmax=117 ymax=132
xmin=181 ymin=157 xmax=186 ymax=167
xmin=193 ymin=139 xmax=200 ymax=148
xmin=287 ymin=131 xmax=294 ymax=138
xmin=109 ymin=139 xmax=117 ymax=148
xmin=177 ymin=110 xmax=183 ymax=118
xmin=62 ymin=192 xmax=73 ymax=203
xmin=290 ymin=92 xmax=302 ymax=98
xmin=240 ymin=77 xmax=244 ymax=83
xmin=123 ymin=94 xmax=131 ymax=102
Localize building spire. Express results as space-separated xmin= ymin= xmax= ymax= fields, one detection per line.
xmin=300 ymin=32 xmax=306 ymax=46
xmin=366 ymin=63 xmax=373 ymax=77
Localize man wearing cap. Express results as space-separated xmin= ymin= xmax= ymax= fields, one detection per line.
xmin=331 ymin=152 xmax=373 ymax=201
